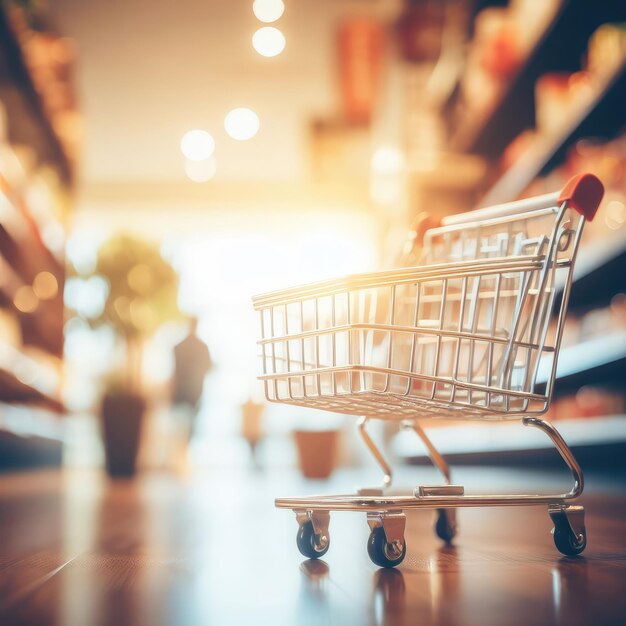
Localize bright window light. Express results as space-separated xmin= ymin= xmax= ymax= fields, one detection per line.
xmin=184 ymin=157 xmax=217 ymax=182
xmin=252 ymin=26 xmax=286 ymax=57
xmin=180 ymin=130 xmax=215 ymax=161
xmin=64 ymin=276 xmax=109 ymax=319
xmin=253 ymin=0 xmax=284 ymax=23
xmin=224 ymin=108 xmax=260 ymax=141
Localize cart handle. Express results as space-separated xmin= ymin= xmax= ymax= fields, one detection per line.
xmin=442 ymin=173 xmax=604 ymax=226
xmin=442 ymin=191 xmax=560 ymax=226
xmin=557 ymin=173 xmax=604 ymax=221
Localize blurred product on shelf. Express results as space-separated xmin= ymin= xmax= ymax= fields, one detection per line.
xmin=556 ymin=292 xmax=626 ymax=350
xmin=534 ymin=72 xmax=593 ymax=136
xmin=338 ymin=18 xmax=385 ymax=125
xmin=587 ymin=22 xmax=626 ymax=78
xmin=0 ymin=5 xmax=79 ymax=181
xmin=393 ymin=0 xmax=445 ymax=63
xmin=367 ymin=0 xmax=626 ymax=467
xmin=500 ymin=21 xmax=626 ymax=177
xmin=460 ymin=7 xmax=522 ymax=117
xmin=514 ymin=128 xmax=626 ymax=416
xmin=0 ymin=3 xmax=77 ymax=470
xmin=456 ymin=0 xmax=560 ymax=126
xmin=530 ymin=131 xmax=626 ymax=246
xmin=546 ymin=387 xmax=625 ymax=421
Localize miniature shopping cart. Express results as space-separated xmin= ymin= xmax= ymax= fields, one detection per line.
xmin=252 ymin=173 xmax=604 ymax=567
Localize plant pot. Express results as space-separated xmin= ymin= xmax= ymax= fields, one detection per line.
xmin=293 ymin=430 xmax=339 ymax=479
xmin=100 ymin=391 xmax=146 ymax=477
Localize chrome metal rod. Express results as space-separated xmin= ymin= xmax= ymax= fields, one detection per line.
xmin=253 ymin=257 xmax=544 ymax=308
xmin=276 ymin=493 xmax=576 ymax=511
xmin=523 ymin=417 xmax=584 ymax=498
xmin=409 ymin=420 xmax=451 ymax=484
xmin=256 ymin=322 xmax=550 ymax=350
xmin=277 ymin=418 xmax=583 ymax=513
xmin=441 ymin=194 xmax=559 ymax=227
xmin=358 ymin=417 xmax=393 ymax=488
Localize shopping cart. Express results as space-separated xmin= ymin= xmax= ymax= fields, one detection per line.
xmin=252 ymin=173 xmax=604 ymax=567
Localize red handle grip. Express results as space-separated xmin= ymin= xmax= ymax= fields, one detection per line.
xmin=557 ymin=173 xmax=604 ymax=221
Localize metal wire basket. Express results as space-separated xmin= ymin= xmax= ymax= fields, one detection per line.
xmin=254 ymin=189 xmax=589 ymax=421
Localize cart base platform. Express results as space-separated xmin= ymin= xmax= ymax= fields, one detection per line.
xmin=277 ymin=416 xmax=587 ymax=567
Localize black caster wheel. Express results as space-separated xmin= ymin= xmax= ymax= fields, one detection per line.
xmin=553 ymin=522 xmax=586 ymax=556
xmin=367 ymin=526 xmax=406 ymax=568
xmin=435 ymin=509 xmax=456 ymax=543
xmin=296 ymin=521 xmax=330 ymax=559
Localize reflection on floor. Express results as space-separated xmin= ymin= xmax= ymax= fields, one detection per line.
xmin=0 ymin=465 xmax=624 ymax=625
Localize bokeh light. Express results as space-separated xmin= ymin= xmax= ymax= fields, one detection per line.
xmin=184 ymin=157 xmax=217 ymax=182
xmin=371 ymin=146 xmax=404 ymax=175
xmin=252 ymin=26 xmax=286 ymax=57
xmin=605 ymin=200 xmax=626 ymax=230
xmin=64 ymin=276 xmax=109 ymax=319
xmin=13 ymin=286 xmax=39 ymax=313
xmin=224 ymin=108 xmax=260 ymax=141
xmin=127 ymin=264 xmax=154 ymax=294
xmin=180 ymin=130 xmax=215 ymax=161
xmin=32 ymin=271 xmax=59 ymax=300
xmin=370 ymin=146 xmax=405 ymax=206
xmin=253 ymin=0 xmax=284 ymax=23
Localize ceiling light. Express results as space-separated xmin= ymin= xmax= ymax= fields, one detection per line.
xmin=180 ymin=130 xmax=215 ymax=161
xmin=184 ymin=157 xmax=217 ymax=183
xmin=252 ymin=26 xmax=286 ymax=57
xmin=224 ymin=108 xmax=260 ymax=141
xmin=253 ymin=0 xmax=284 ymax=23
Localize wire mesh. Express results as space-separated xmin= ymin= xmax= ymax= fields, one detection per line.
xmin=253 ymin=200 xmax=585 ymax=421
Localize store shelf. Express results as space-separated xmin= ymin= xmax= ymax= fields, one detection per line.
xmin=450 ymin=0 xmax=626 ymax=158
xmin=395 ymin=414 xmax=626 ymax=467
xmin=537 ymin=332 xmax=626 ymax=395
xmin=0 ymin=8 xmax=73 ymax=184
xmin=557 ymin=233 xmax=626 ymax=314
xmin=0 ymin=161 xmax=65 ymax=358
xmin=394 ymin=334 xmax=626 ymax=466
xmin=0 ymin=367 xmax=64 ymax=414
xmin=0 ymin=174 xmax=65 ymax=268
xmin=389 ymin=2 xmax=626 ymax=469
xmin=478 ymin=59 xmax=626 ymax=206
xmin=0 ymin=428 xmax=62 ymax=471
xmin=0 ymin=3 xmax=69 ymax=441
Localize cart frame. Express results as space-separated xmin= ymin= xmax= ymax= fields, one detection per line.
xmin=252 ymin=174 xmax=603 ymax=567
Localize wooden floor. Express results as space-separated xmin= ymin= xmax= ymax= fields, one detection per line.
xmin=0 ymin=465 xmax=625 ymax=626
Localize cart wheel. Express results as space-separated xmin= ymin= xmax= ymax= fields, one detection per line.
xmin=296 ymin=521 xmax=330 ymax=559
xmin=435 ymin=509 xmax=456 ymax=543
xmin=367 ymin=526 xmax=406 ymax=568
xmin=552 ymin=521 xmax=586 ymax=556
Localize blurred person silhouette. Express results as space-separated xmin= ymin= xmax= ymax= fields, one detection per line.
xmin=172 ymin=316 xmax=213 ymax=441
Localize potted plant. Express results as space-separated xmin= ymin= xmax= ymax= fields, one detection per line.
xmin=90 ymin=234 xmax=181 ymax=477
